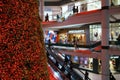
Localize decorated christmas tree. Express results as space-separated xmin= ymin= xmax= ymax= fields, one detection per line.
xmin=0 ymin=0 xmax=49 ymax=79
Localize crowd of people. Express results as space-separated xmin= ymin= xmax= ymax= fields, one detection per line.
xmin=72 ymin=6 xmax=79 ymax=14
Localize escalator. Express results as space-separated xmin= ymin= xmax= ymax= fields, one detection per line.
xmin=46 ymin=47 xmax=87 ymax=80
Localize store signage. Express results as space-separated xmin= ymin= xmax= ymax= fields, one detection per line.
xmin=111 ymin=56 xmax=119 ymax=59
xmin=68 ymin=30 xmax=85 ymax=34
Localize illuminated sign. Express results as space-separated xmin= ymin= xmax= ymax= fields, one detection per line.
xmin=111 ymin=56 xmax=119 ymax=59
xmin=68 ymin=30 xmax=85 ymax=34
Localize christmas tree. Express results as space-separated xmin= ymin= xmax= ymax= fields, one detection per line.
xmin=0 ymin=0 xmax=49 ymax=79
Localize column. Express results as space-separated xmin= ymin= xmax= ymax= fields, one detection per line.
xmin=101 ymin=0 xmax=110 ymax=80
xmin=93 ymin=58 xmax=99 ymax=73
xmin=39 ymin=0 xmax=44 ymax=21
xmin=85 ymin=25 xmax=91 ymax=45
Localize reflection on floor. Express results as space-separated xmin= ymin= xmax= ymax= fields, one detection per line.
xmin=48 ymin=64 xmax=62 ymax=80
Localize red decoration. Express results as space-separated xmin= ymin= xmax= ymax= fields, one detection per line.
xmin=48 ymin=66 xmax=58 ymax=80
xmin=94 ymin=45 xmax=101 ymax=51
xmin=0 ymin=0 xmax=49 ymax=79
xmin=75 ymin=49 xmax=92 ymax=54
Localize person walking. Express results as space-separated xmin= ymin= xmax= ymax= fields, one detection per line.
xmin=110 ymin=72 xmax=116 ymax=80
xmin=73 ymin=36 xmax=77 ymax=50
xmin=57 ymin=14 xmax=60 ymax=20
xmin=85 ymin=71 xmax=89 ymax=80
xmin=72 ymin=6 xmax=76 ymax=14
xmin=48 ymin=39 xmax=51 ymax=49
xmin=76 ymin=6 xmax=78 ymax=13
xmin=116 ymin=34 xmax=120 ymax=47
xmin=45 ymin=13 xmax=49 ymax=22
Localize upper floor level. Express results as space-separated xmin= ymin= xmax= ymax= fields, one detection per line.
xmin=42 ymin=0 xmax=120 ymax=22
xmin=42 ymin=5 xmax=120 ymax=30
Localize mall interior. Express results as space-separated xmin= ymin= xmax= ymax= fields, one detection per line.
xmin=41 ymin=0 xmax=120 ymax=80
xmin=0 ymin=0 xmax=120 ymax=80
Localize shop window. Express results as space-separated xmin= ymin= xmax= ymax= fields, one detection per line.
xmin=87 ymin=0 xmax=101 ymax=11
xmin=79 ymin=57 xmax=93 ymax=70
xmin=110 ymin=23 xmax=120 ymax=41
xmin=90 ymin=25 xmax=101 ymax=41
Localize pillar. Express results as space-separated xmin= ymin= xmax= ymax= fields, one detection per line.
xmin=85 ymin=25 xmax=91 ymax=45
xmin=39 ymin=0 xmax=44 ymax=21
xmin=101 ymin=0 xmax=110 ymax=80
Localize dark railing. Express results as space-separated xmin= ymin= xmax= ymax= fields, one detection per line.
xmin=45 ymin=41 xmax=101 ymax=49
xmin=45 ymin=41 xmax=120 ymax=49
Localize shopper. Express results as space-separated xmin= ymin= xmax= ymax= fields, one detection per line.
xmin=73 ymin=36 xmax=77 ymax=50
xmin=48 ymin=39 xmax=51 ymax=49
xmin=85 ymin=71 xmax=89 ymax=80
xmin=111 ymin=1 xmax=114 ymax=6
xmin=110 ymin=72 xmax=116 ymax=80
xmin=57 ymin=14 xmax=60 ymax=20
xmin=72 ymin=6 xmax=76 ymax=14
xmin=116 ymin=34 xmax=120 ymax=46
xmin=76 ymin=6 xmax=78 ymax=13
xmin=45 ymin=13 xmax=49 ymax=22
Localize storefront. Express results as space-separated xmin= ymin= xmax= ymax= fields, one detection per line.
xmin=71 ymin=55 xmax=120 ymax=73
xmin=71 ymin=56 xmax=93 ymax=70
xmin=71 ymin=56 xmax=79 ymax=64
xmin=110 ymin=23 xmax=120 ymax=41
xmin=68 ymin=30 xmax=86 ymax=45
xmin=57 ymin=29 xmax=87 ymax=45
xmin=44 ymin=22 xmax=120 ymax=45
xmin=110 ymin=56 xmax=120 ymax=72
xmin=44 ymin=30 xmax=58 ymax=43
xmin=87 ymin=0 xmax=101 ymax=11
xmin=94 ymin=56 xmax=120 ymax=73
xmin=90 ymin=24 xmax=101 ymax=42
xmin=89 ymin=22 xmax=120 ymax=42
xmin=79 ymin=57 xmax=93 ymax=70
xmin=110 ymin=0 xmax=120 ymax=6
xmin=58 ymin=31 xmax=68 ymax=44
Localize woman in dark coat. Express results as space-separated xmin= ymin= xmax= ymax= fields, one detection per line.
xmin=117 ymin=34 xmax=120 ymax=46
